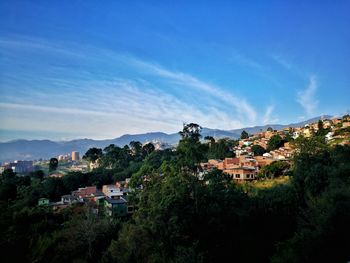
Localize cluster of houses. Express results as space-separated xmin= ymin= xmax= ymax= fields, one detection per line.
xmin=200 ymin=155 xmax=274 ymax=181
xmin=200 ymin=116 xmax=350 ymax=181
xmin=38 ymin=179 xmax=135 ymax=217
xmin=35 ymin=116 xmax=350 ymax=208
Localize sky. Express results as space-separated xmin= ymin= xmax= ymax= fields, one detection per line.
xmin=0 ymin=1 xmax=349 ymax=141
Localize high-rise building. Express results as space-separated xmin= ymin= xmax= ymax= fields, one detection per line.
xmin=72 ymin=151 xmax=80 ymax=161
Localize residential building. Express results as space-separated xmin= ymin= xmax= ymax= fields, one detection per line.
xmin=104 ymin=197 xmax=128 ymax=217
xmin=223 ymin=167 xmax=257 ymax=181
xmin=254 ymin=156 xmax=274 ymax=167
xmin=102 ymin=184 xmax=123 ymax=199
xmin=72 ymin=186 xmax=98 ymax=198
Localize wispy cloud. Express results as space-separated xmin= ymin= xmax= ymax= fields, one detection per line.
xmin=0 ymin=79 xmax=245 ymax=139
xmin=297 ymin=76 xmax=318 ymax=116
xmin=263 ymin=105 xmax=279 ymax=124
xmin=127 ymin=59 xmax=257 ymax=123
xmin=270 ymin=54 xmax=292 ymax=70
xmin=0 ymin=36 xmax=257 ymax=123
xmin=0 ymin=36 xmax=263 ymax=140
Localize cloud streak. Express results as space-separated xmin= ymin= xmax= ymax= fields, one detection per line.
xmin=270 ymin=54 xmax=292 ymax=70
xmin=139 ymin=63 xmax=257 ymax=122
xmin=0 ymin=36 xmax=272 ymax=140
xmin=297 ymin=76 xmax=318 ymax=116
xmin=0 ymin=79 xmax=245 ymax=139
xmin=263 ymin=105 xmax=278 ymax=124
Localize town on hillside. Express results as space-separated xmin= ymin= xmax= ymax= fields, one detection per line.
xmin=1 ymin=115 xmax=349 ymax=218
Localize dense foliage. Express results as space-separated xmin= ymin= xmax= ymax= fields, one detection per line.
xmin=251 ymin=144 xmax=266 ymax=156
xmin=1 ymin=124 xmax=349 ymax=263
xmin=267 ymin=135 xmax=285 ymax=152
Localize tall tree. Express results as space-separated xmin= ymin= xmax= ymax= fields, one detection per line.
xmin=241 ymin=130 xmax=249 ymax=139
xmin=177 ymin=123 xmax=206 ymax=173
xmin=49 ymin=158 xmax=58 ymax=172
xmin=179 ymin=123 xmax=202 ymax=140
xmin=83 ymin=147 xmax=103 ymax=163
xmin=129 ymin=141 xmax=143 ymax=158
xmin=142 ymin=143 xmax=155 ymax=157
xmin=207 ymin=138 xmax=235 ymax=159
xmin=316 ymin=119 xmax=328 ymax=137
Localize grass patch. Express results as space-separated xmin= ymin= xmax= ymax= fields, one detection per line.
xmin=251 ymin=176 xmax=290 ymax=189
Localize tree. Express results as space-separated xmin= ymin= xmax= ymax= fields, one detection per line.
xmin=177 ymin=123 xmax=206 ymax=173
xmin=207 ymin=138 xmax=235 ymax=159
xmin=272 ymin=145 xmax=350 ymax=263
xmin=2 ymin=168 xmax=16 ymax=179
xmin=49 ymin=158 xmax=58 ymax=172
xmin=0 ymin=169 xmax=17 ymax=200
xmin=142 ymin=143 xmax=155 ymax=157
xmin=267 ymin=127 xmax=273 ymax=132
xmin=83 ymin=148 xmax=103 ymax=163
xmin=251 ymin=145 xmax=266 ymax=156
xmin=316 ymin=120 xmax=328 ymax=137
xmin=101 ymin=144 xmax=130 ymax=170
xmin=241 ymin=130 xmax=249 ymax=139
xmin=204 ymin=136 xmax=215 ymax=147
xmin=129 ymin=141 xmax=143 ymax=158
xmin=179 ymin=123 xmax=202 ymax=140
xmin=30 ymin=170 xmax=45 ymax=181
xmin=267 ymin=135 xmax=284 ymax=152
xmin=258 ymin=161 xmax=290 ymax=178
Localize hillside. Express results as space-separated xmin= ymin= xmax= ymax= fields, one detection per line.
xmin=0 ymin=116 xmax=331 ymax=161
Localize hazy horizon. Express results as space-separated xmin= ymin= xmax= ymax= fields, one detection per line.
xmin=0 ymin=113 xmax=342 ymax=143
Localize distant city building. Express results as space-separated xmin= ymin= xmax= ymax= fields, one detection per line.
xmin=58 ymin=155 xmax=65 ymax=161
xmin=58 ymin=154 xmax=70 ymax=161
xmin=1 ymin=160 xmax=33 ymax=174
xmin=72 ymin=151 xmax=80 ymax=161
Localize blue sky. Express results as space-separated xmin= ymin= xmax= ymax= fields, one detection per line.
xmin=0 ymin=1 xmax=349 ymax=141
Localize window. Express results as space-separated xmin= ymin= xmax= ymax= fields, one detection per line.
xmin=235 ymin=174 xmax=240 ymax=178
xmin=246 ymin=174 xmax=250 ymax=179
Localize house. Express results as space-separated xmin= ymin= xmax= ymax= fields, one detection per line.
xmin=239 ymin=156 xmax=257 ymax=167
xmin=263 ymin=152 xmax=272 ymax=158
xmin=254 ymin=156 xmax=274 ymax=167
xmin=61 ymin=194 xmax=81 ymax=204
xmin=51 ymin=195 xmax=82 ymax=212
xmin=223 ymin=158 xmax=240 ymax=168
xmin=72 ymin=186 xmax=98 ymax=198
xmin=342 ymin=121 xmax=350 ymax=128
xmin=104 ymin=197 xmax=128 ymax=217
xmin=102 ymin=185 xmax=124 ymax=199
xmin=332 ymin=118 xmax=342 ymax=125
xmin=223 ymin=167 xmax=257 ymax=181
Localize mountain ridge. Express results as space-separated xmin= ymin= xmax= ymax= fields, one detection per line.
xmin=0 ymin=115 xmax=332 ymax=162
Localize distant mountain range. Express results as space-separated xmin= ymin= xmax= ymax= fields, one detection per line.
xmin=0 ymin=116 xmax=332 ymax=162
